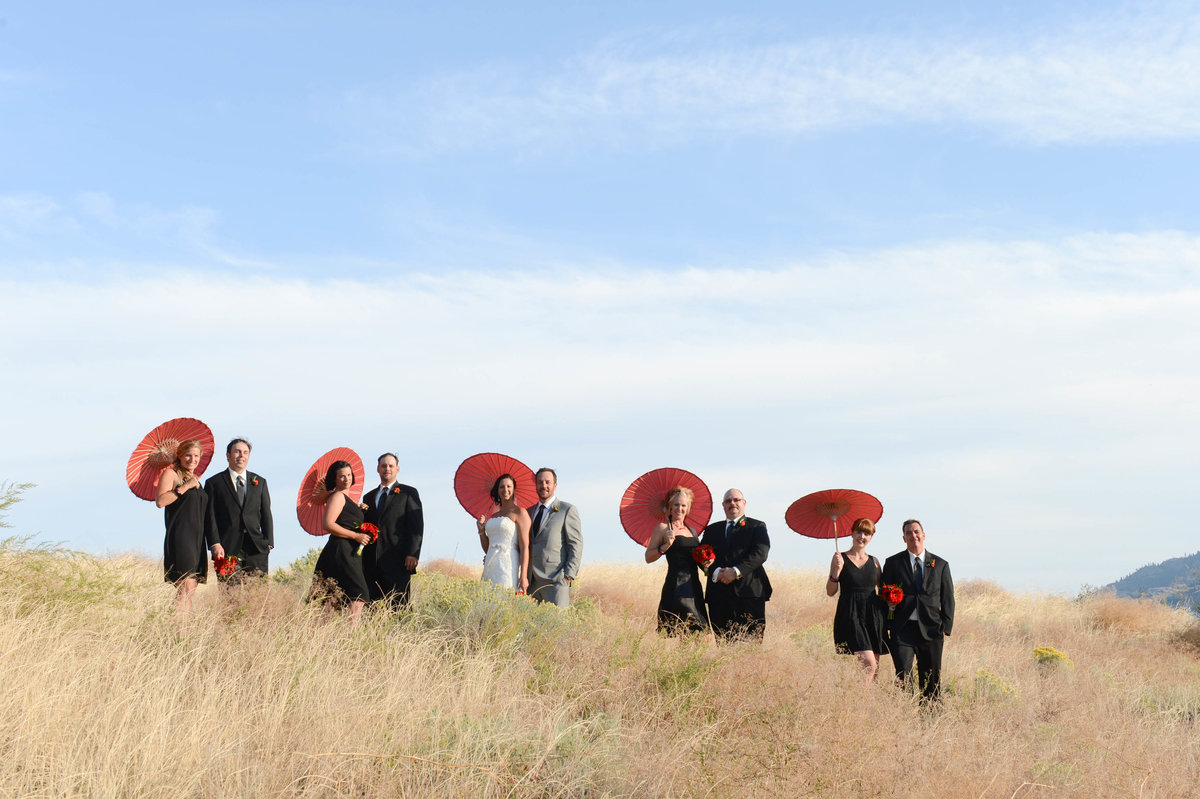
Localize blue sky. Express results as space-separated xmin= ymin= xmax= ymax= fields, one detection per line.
xmin=2 ymin=1 xmax=1198 ymax=593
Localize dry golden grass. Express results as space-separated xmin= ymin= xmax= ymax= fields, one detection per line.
xmin=2 ymin=544 xmax=1200 ymax=798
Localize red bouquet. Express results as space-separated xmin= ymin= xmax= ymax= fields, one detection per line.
xmin=881 ymin=584 xmax=904 ymax=619
xmin=692 ymin=543 xmax=716 ymax=567
xmin=355 ymin=522 xmax=380 ymax=556
xmin=213 ymin=554 xmax=239 ymax=578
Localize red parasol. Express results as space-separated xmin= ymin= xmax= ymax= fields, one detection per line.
xmin=619 ymin=467 xmax=713 ymax=547
xmin=453 ymin=452 xmax=537 ymax=519
xmin=785 ymin=489 xmax=883 ymax=550
xmin=126 ymin=417 xmax=215 ymax=501
xmin=296 ymin=447 xmax=365 ymax=536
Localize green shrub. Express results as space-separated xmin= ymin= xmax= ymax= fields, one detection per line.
xmin=405 ymin=571 xmax=595 ymax=658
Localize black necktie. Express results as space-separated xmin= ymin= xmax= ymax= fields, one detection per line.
xmin=236 ymin=475 xmax=245 ymax=506
xmin=531 ymin=505 xmax=546 ymax=539
xmin=377 ymin=486 xmax=388 ymax=511
xmin=913 ymin=557 xmax=924 ymax=592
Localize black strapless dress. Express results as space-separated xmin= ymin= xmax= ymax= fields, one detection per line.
xmin=163 ymin=486 xmax=208 ymax=584
xmin=311 ymin=497 xmax=371 ymax=604
xmin=657 ymin=536 xmax=710 ymax=636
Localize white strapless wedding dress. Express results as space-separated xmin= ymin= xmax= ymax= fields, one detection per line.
xmin=481 ymin=516 xmax=520 ymax=590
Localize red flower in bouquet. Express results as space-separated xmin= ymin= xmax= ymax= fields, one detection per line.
xmin=355 ymin=522 xmax=380 ymax=556
xmin=692 ymin=543 xmax=716 ymax=568
xmin=213 ymin=554 xmax=239 ymax=577
xmin=881 ymin=584 xmax=904 ymax=619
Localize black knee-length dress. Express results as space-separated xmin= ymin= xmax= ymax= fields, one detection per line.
xmin=312 ymin=497 xmax=371 ymax=604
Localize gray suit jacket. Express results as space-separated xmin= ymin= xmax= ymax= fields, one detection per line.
xmin=526 ymin=500 xmax=582 ymax=582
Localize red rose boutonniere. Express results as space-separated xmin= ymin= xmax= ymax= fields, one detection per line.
xmin=251 ymin=476 xmax=260 ymax=486
xmin=551 ymin=504 xmax=560 ymax=512
xmin=927 ymin=559 xmax=936 ymax=569
xmin=391 ymin=486 xmax=403 ymax=495
xmin=213 ymin=555 xmax=239 ymax=577
xmin=355 ymin=523 xmax=380 ymax=556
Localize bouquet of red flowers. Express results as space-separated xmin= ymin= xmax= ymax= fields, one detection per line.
xmin=355 ymin=522 xmax=380 ymax=556
xmin=880 ymin=584 xmax=904 ymax=619
xmin=213 ymin=554 xmax=239 ymax=578
xmin=691 ymin=543 xmax=716 ymax=568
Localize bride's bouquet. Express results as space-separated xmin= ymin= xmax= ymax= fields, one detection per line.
xmin=355 ymin=522 xmax=379 ymax=556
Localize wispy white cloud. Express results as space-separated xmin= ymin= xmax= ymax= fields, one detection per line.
xmin=0 ymin=193 xmax=76 ymax=243
xmin=0 ymin=192 xmax=276 ymax=272
xmin=2 ymin=229 xmax=1198 ymax=591
xmin=344 ymin=5 xmax=1200 ymax=154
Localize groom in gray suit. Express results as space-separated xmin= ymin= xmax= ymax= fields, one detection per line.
xmin=526 ymin=467 xmax=583 ymax=607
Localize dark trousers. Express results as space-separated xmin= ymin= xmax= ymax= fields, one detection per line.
xmin=890 ymin=620 xmax=945 ymax=700
xmin=216 ymin=548 xmax=268 ymax=584
xmin=368 ymin=572 xmax=413 ymax=609
xmin=707 ymin=595 xmax=766 ymax=642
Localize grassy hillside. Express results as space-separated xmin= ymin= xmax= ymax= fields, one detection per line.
xmin=2 ymin=540 xmax=1199 ymax=797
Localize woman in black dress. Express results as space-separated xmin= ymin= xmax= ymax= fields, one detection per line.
xmin=155 ymin=438 xmax=210 ymax=611
xmin=644 ymin=486 xmax=712 ymax=637
xmin=827 ymin=517 xmax=885 ymax=681
xmin=311 ymin=461 xmax=373 ymax=622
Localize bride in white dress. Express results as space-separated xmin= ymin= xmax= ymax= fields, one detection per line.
xmin=476 ymin=473 xmax=531 ymax=593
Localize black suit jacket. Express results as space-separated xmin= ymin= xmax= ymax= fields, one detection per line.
xmin=203 ymin=470 xmax=273 ymax=556
xmin=881 ymin=549 xmax=954 ymax=640
xmin=362 ymin=483 xmax=423 ymax=577
xmin=701 ymin=516 xmax=772 ymax=601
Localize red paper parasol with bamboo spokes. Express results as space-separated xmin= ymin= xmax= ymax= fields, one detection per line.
xmin=126 ymin=417 xmax=215 ymax=501
xmin=785 ymin=489 xmax=883 ymax=551
xmin=619 ymin=467 xmax=713 ymax=547
xmin=296 ymin=447 xmax=365 ymax=536
xmin=453 ymin=452 xmax=537 ymax=519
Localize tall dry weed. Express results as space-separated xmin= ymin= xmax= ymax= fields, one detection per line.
xmin=1 ymin=544 xmax=1199 ymax=797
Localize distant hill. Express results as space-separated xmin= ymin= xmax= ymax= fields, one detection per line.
xmin=1108 ymin=551 xmax=1200 ymax=613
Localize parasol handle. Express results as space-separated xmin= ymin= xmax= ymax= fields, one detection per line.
xmin=832 ymin=516 xmax=839 ymax=552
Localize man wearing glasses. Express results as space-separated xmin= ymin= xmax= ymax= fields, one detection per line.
xmin=702 ymin=488 xmax=772 ymax=642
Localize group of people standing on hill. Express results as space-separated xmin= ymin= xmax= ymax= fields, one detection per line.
xmin=645 ymin=485 xmax=955 ymax=700
xmin=155 ymin=438 xmax=952 ymax=699
xmin=154 ymin=440 xmax=582 ymax=623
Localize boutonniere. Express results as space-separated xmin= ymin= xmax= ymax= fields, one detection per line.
xmin=738 ymin=519 xmax=746 ymax=527
xmin=552 ymin=504 xmax=560 ymax=512
xmin=251 ymin=476 xmax=260 ymax=486
xmin=391 ymin=486 xmax=403 ymax=495
xmin=926 ymin=559 xmax=936 ymax=569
